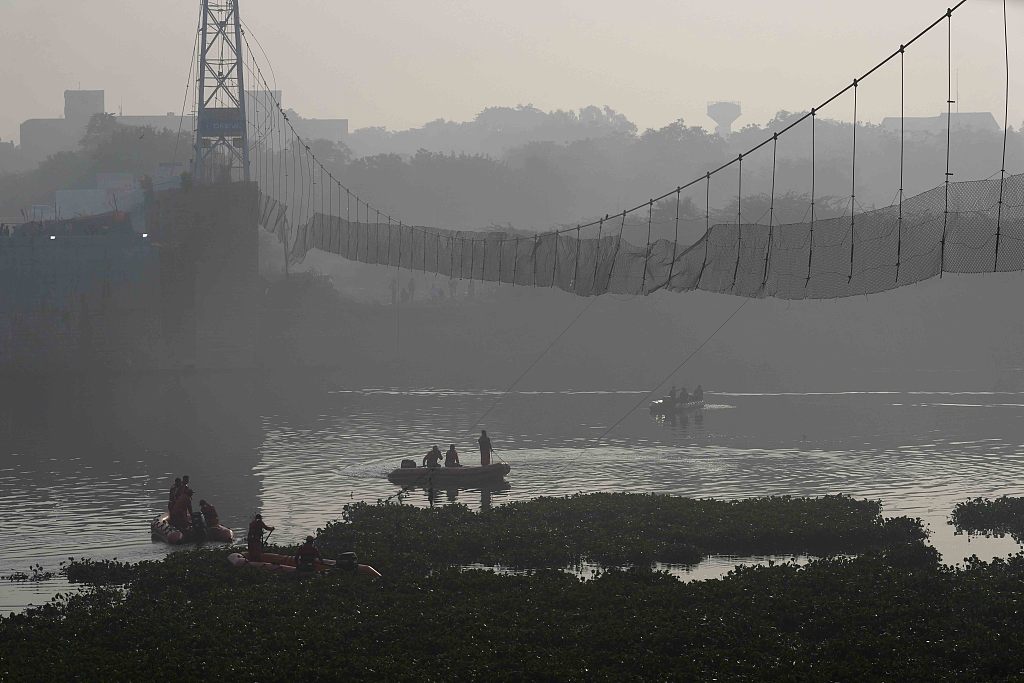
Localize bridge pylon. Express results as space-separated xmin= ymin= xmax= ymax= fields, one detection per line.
xmin=192 ymin=0 xmax=250 ymax=184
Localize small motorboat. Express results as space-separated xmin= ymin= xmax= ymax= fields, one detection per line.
xmin=387 ymin=462 xmax=511 ymax=487
xmin=227 ymin=551 xmax=382 ymax=577
xmin=649 ymin=398 xmax=705 ymax=416
xmin=151 ymin=511 xmax=234 ymax=545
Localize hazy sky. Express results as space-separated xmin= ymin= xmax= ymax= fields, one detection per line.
xmin=0 ymin=0 xmax=1019 ymax=145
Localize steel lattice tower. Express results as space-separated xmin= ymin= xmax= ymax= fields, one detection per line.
xmin=193 ymin=0 xmax=250 ymax=183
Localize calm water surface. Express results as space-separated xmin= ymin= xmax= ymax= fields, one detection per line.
xmin=3 ymin=375 xmax=1023 ymax=613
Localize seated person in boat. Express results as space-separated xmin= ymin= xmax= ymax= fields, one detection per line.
xmin=694 ymin=384 xmax=703 ymax=402
xmin=679 ymin=387 xmax=690 ymax=404
xmin=444 ymin=444 xmax=461 ymax=467
xmin=423 ymin=445 xmax=444 ymax=468
xmin=199 ymin=499 xmax=219 ymax=527
xmin=247 ymin=514 xmax=275 ymax=561
xmin=295 ymin=536 xmax=323 ymax=572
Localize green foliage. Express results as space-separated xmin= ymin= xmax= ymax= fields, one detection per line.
xmin=952 ymin=496 xmax=1024 ymax=541
xmin=320 ymin=493 xmax=923 ymax=575
xmin=8 ymin=543 xmax=1024 ymax=679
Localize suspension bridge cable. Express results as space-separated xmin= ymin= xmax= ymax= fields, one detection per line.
xmin=173 ymin=11 xmax=202 ymax=164
xmin=995 ymin=0 xmax=1010 ymax=270
xmin=239 ymin=2 xmax=969 ymax=256
xmin=941 ymin=8 xmax=954 ymax=275
xmin=849 ymin=79 xmax=858 ymax=283
xmin=897 ymin=47 xmax=905 ymax=284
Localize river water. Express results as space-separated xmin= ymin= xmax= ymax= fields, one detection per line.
xmin=3 ymin=374 xmax=1023 ymax=614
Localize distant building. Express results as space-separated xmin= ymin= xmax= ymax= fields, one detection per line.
xmin=18 ymin=89 xmax=348 ymax=166
xmin=881 ymin=111 xmax=1000 ymax=135
xmin=20 ymin=90 xmax=105 ymax=163
xmin=707 ymin=101 xmax=742 ymax=138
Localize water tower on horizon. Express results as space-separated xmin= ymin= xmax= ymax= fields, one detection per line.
xmin=707 ymin=101 xmax=741 ymax=138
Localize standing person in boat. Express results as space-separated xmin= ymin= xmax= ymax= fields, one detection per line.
xmin=247 ymin=514 xmax=275 ymax=561
xmin=199 ymin=499 xmax=219 ymax=527
xmin=180 ymin=475 xmax=194 ymax=513
xmin=170 ymin=489 xmax=193 ymax=532
xmin=168 ymin=477 xmax=182 ymax=512
xmin=694 ymin=385 xmax=704 ymax=402
xmin=479 ymin=430 xmax=494 ymax=466
xmin=444 ymin=444 xmax=461 ymax=467
xmin=294 ymin=536 xmax=323 ymax=573
xmin=679 ymin=387 xmax=690 ymax=405
xmin=423 ymin=445 xmax=443 ymax=468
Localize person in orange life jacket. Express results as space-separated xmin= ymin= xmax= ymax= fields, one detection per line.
xmin=444 ymin=444 xmax=461 ymax=467
xmin=170 ymin=489 xmax=193 ymax=531
xmin=199 ymin=499 xmax=219 ymax=527
xmin=423 ymin=445 xmax=443 ymax=468
xmin=294 ymin=536 xmax=323 ymax=572
xmin=479 ymin=430 xmax=493 ymax=466
xmin=168 ymin=478 xmax=182 ymax=512
xmin=247 ymin=514 xmax=275 ymax=561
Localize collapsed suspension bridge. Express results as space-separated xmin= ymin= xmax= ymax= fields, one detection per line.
xmin=194 ymin=0 xmax=1021 ymax=301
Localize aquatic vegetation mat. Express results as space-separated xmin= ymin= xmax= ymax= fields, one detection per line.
xmin=318 ymin=493 xmax=924 ymax=572
xmin=952 ymin=496 xmax=1024 ymax=541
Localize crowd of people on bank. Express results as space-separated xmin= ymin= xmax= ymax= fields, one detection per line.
xmin=422 ymin=430 xmax=495 ymax=468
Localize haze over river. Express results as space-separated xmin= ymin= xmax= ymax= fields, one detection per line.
xmin=3 ymin=374 xmax=1024 ymax=613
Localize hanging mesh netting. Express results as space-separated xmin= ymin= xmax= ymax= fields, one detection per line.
xmin=259 ymin=173 xmax=1024 ymax=300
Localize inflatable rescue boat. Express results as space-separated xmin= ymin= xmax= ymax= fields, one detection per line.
xmin=227 ymin=551 xmax=382 ymax=577
xmin=387 ymin=462 xmax=510 ymax=487
xmin=151 ymin=512 xmax=234 ymax=545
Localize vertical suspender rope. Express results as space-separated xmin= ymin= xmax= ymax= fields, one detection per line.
xmin=551 ymin=231 xmax=559 ymax=287
xmin=387 ymin=216 xmax=393 ymax=267
xmin=698 ymin=174 xmax=710 ymax=288
xmin=376 ymin=209 xmax=381 ymax=264
xmin=806 ymin=110 xmax=816 ymax=287
xmin=533 ymin=235 xmax=539 ymax=287
xmin=897 ymin=47 xmax=905 ymax=284
xmin=995 ymin=0 xmax=1009 ymax=271
xmin=449 ymin=235 xmax=455 ymax=279
xmin=731 ymin=154 xmax=743 ymax=291
xmin=346 ymin=189 xmax=351 ymax=258
xmin=606 ymin=211 xmax=627 ymax=292
xmin=424 ymin=229 xmax=428 ymax=274
xmin=573 ymin=226 xmax=581 ymax=293
xmin=591 ymin=216 xmax=605 ymax=292
xmin=641 ymin=200 xmax=653 ymax=294
xmin=497 ymin=238 xmax=504 ymax=284
xmin=512 ymin=237 xmax=519 ymax=286
xmin=398 ymin=219 xmax=403 ymax=269
xmin=667 ymin=189 xmax=681 ymax=290
xmin=470 ymin=239 xmax=476 ymax=281
xmin=849 ymin=79 xmax=858 ymax=283
xmin=436 ymin=233 xmax=441 ymax=277
xmin=764 ymin=134 xmax=778 ymax=289
xmin=940 ymin=8 xmax=953 ymax=276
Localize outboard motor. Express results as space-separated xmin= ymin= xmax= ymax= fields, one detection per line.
xmin=337 ymin=551 xmax=358 ymax=572
xmin=191 ymin=511 xmax=207 ymax=542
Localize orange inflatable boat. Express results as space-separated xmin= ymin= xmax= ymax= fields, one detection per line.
xmin=151 ymin=512 xmax=234 ymax=544
xmin=227 ymin=551 xmax=382 ymax=577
